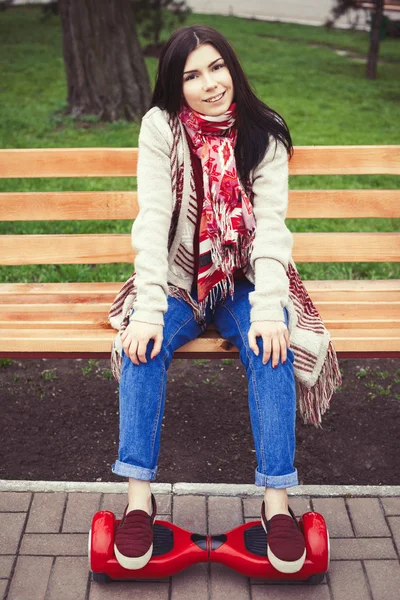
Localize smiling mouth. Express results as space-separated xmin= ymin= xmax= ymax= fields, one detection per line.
xmin=204 ymin=91 xmax=225 ymax=103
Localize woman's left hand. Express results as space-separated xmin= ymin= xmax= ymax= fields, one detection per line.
xmin=248 ymin=321 xmax=290 ymax=367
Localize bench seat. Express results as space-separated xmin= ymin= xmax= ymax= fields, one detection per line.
xmin=1 ymin=279 xmax=399 ymax=359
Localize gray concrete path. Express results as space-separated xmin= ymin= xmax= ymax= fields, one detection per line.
xmin=1 ymin=484 xmax=400 ymax=599
xmin=186 ymin=0 xmax=400 ymax=28
xmin=13 ymin=0 xmax=400 ymax=26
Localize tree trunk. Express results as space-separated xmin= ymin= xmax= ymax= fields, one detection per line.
xmin=366 ymin=0 xmax=385 ymax=79
xmin=58 ymin=0 xmax=152 ymax=122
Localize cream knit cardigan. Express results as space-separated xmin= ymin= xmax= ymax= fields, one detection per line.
xmin=129 ymin=106 xmax=293 ymax=328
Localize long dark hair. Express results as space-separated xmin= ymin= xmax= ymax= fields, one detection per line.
xmin=150 ymin=25 xmax=293 ymax=183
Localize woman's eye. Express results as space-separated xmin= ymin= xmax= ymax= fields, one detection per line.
xmin=184 ymin=64 xmax=225 ymax=82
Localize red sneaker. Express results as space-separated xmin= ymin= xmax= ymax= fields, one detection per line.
xmin=261 ymin=502 xmax=306 ymax=574
xmin=114 ymin=493 xmax=157 ymax=570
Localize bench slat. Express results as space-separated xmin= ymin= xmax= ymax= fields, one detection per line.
xmin=0 ymin=282 xmax=121 ymax=294
xmin=1 ymin=301 xmax=399 ymax=320
xmin=1 ymin=146 xmax=399 ymax=178
xmin=0 ymin=189 xmax=399 ymax=220
xmin=0 ymin=232 xmax=398 ymax=265
xmin=1 ymin=327 xmax=399 ymax=354
xmin=355 ymin=1 xmax=400 ymax=11
xmin=0 ymin=148 xmax=139 ymax=178
xmin=289 ymin=146 xmax=400 ymax=175
xmin=0 ymin=234 xmax=134 ymax=265
xmin=0 ymin=285 xmax=399 ymax=304
xmin=1 ymin=280 xmax=398 ymax=296
xmin=1 ymin=318 xmax=399 ymax=331
xmin=0 ymin=303 xmax=111 ymax=312
xmin=0 ymin=191 xmax=139 ymax=221
xmin=287 ymin=190 xmax=400 ymax=219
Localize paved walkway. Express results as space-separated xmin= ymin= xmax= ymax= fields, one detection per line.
xmin=186 ymin=0 xmax=400 ymax=28
xmin=14 ymin=0 xmax=400 ymax=26
xmin=1 ymin=483 xmax=400 ymax=599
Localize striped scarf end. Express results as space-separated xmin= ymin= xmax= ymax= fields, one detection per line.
xmin=297 ymin=340 xmax=343 ymax=428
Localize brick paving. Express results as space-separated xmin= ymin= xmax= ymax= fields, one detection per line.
xmin=0 ymin=490 xmax=399 ymax=599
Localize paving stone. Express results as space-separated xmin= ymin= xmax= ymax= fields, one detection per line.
xmin=208 ymin=496 xmax=242 ymax=535
xmin=327 ymin=560 xmax=370 ymax=600
xmin=381 ymin=497 xmax=400 ymax=516
xmin=62 ymin=493 xmax=101 ymax=533
xmin=171 ymin=563 xmax=208 ymax=600
xmin=153 ymin=494 xmax=172 ymax=514
xmin=100 ymin=493 xmax=126 ymax=517
xmin=20 ymin=533 xmax=88 ymax=556
xmin=243 ymin=496 xmax=311 ymax=518
xmin=347 ymin=498 xmax=391 ymax=537
xmin=292 ymin=496 xmax=314 ymax=516
xmin=0 ymin=580 xmax=7 ymax=600
xmin=387 ymin=516 xmax=400 ymax=553
xmin=90 ymin=581 xmax=169 ymax=599
xmin=242 ymin=497 xmax=261 ymax=518
xmin=26 ymin=492 xmax=66 ymax=533
xmin=100 ymin=493 xmax=171 ymax=517
xmin=245 ymin=517 xmax=258 ymax=525
xmin=330 ymin=537 xmax=397 ymax=560
xmin=46 ymin=556 xmax=90 ymax=600
xmin=0 ymin=555 xmax=14 ymax=578
xmin=312 ymin=498 xmax=354 ymax=538
xmin=364 ymin=560 xmax=400 ymax=600
xmin=0 ymin=492 xmax=31 ymax=512
xmin=251 ymin=580 xmax=331 ymax=599
xmin=250 ymin=574 xmax=328 ymax=586
xmin=7 ymin=556 xmax=53 ymax=600
xmin=210 ymin=563 xmax=250 ymax=599
xmin=157 ymin=514 xmax=171 ymax=523
xmin=0 ymin=513 xmax=25 ymax=554
xmin=172 ymin=495 xmax=206 ymax=532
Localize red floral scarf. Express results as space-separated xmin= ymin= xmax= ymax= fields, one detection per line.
xmin=177 ymin=101 xmax=255 ymax=313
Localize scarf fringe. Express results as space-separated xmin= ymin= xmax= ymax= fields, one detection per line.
xmin=209 ymin=230 xmax=253 ymax=278
xmin=296 ymin=340 xmax=342 ymax=428
xmin=168 ymin=281 xmax=231 ymax=327
xmin=111 ymin=339 xmax=123 ymax=383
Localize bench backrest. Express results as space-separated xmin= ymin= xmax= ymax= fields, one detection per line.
xmin=355 ymin=1 xmax=400 ymax=11
xmin=0 ymin=145 xmax=399 ymax=268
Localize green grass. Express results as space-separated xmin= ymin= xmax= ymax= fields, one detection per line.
xmin=0 ymin=7 xmax=399 ymax=284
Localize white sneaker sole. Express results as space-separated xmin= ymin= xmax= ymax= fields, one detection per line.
xmin=261 ymin=516 xmax=306 ymax=574
xmin=114 ymin=543 xmax=153 ymax=570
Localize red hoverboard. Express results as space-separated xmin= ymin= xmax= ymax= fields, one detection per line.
xmin=89 ymin=510 xmax=329 ymax=585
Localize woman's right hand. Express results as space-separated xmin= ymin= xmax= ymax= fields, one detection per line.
xmin=120 ymin=321 xmax=163 ymax=365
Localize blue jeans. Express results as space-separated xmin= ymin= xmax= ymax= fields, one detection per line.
xmin=112 ymin=279 xmax=298 ymax=489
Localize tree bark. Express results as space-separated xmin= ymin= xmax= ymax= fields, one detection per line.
xmin=366 ymin=0 xmax=385 ymax=79
xmin=58 ymin=0 xmax=152 ymax=122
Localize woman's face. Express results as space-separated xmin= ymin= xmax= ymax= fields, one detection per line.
xmin=182 ymin=43 xmax=234 ymax=116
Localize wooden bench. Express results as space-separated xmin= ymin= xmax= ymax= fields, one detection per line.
xmin=0 ymin=145 xmax=399 ymax=360
xmin=354 ymin=1 xmax=400 ymax=13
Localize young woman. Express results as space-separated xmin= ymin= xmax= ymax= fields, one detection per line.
xmin=108 ymin=25 xmax=342 ymax=575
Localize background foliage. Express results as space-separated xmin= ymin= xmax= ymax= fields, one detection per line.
xmin=0 ymin=7 xmax=399 ymax=283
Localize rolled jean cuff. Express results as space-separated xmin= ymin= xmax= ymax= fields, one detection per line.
xmin=112 ymin=460 xmax=158 ymax=481
xmin=255 ymin=467 xmax=299 ymax=489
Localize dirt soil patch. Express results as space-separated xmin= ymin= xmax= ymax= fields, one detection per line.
xmin=1 ymin=357 xmax=399 ymax=486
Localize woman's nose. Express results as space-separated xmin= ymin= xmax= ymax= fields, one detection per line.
xmin=202 ymin=74 xmax=217 ymax=91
